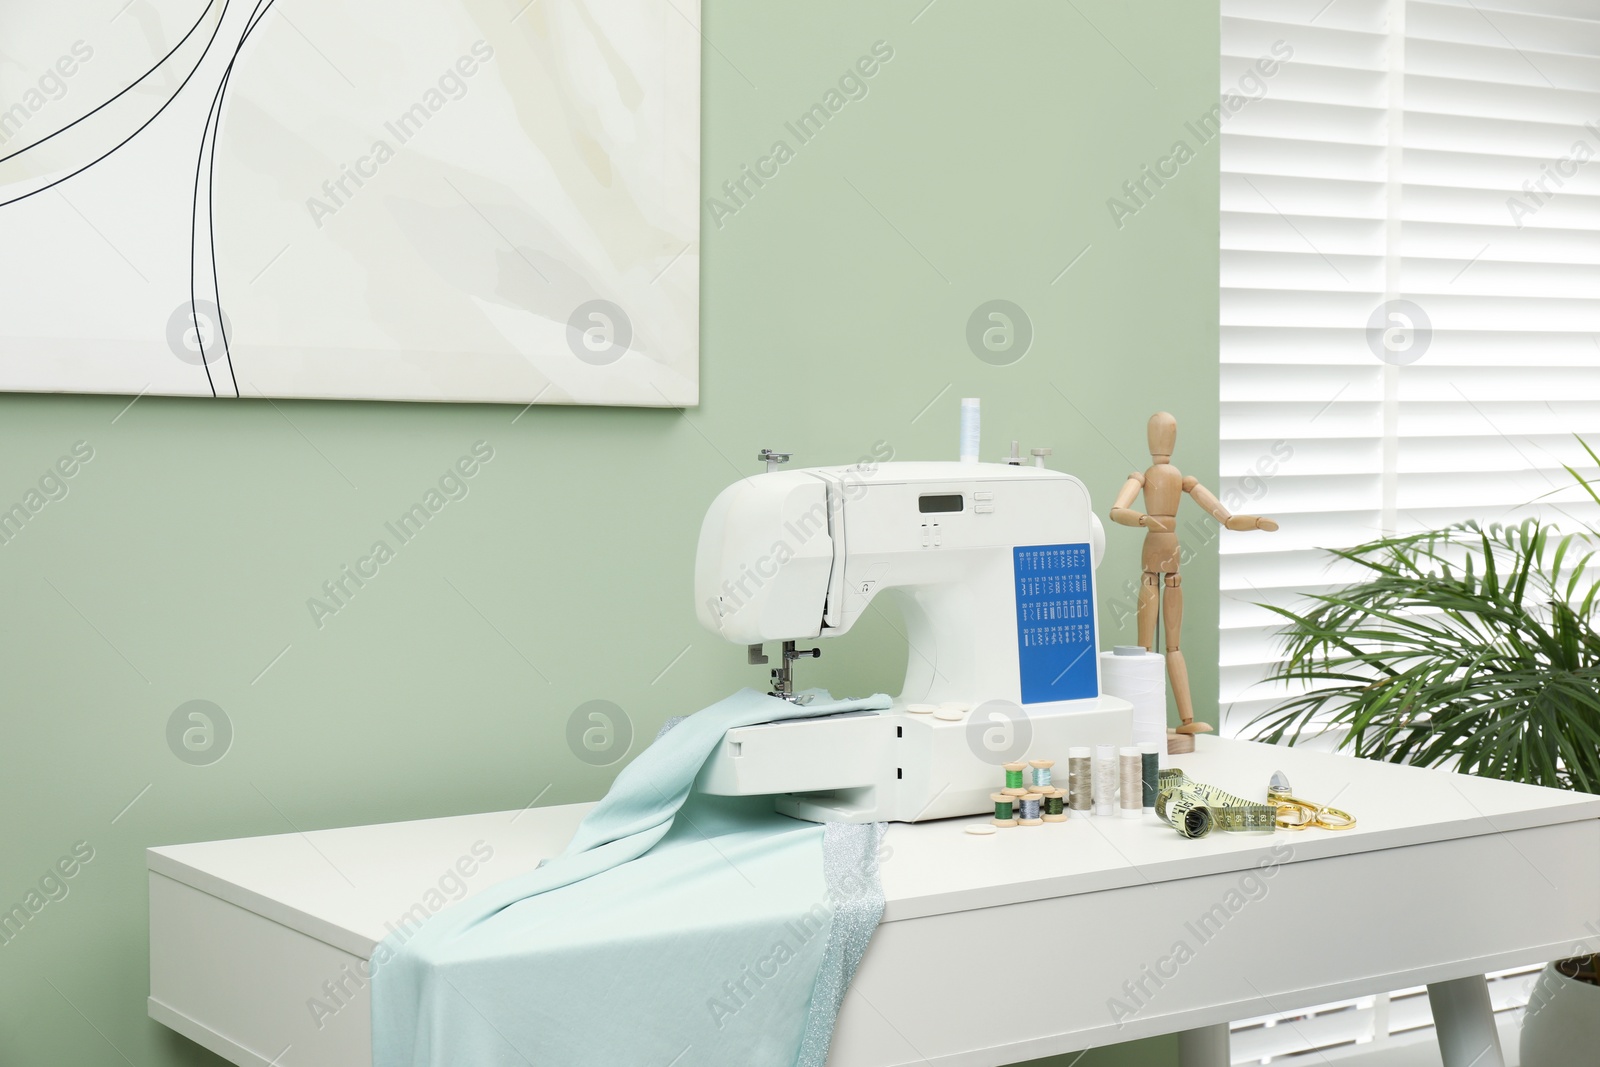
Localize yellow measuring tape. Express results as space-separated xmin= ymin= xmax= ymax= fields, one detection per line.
xmin=1156 ymin=768 xmax=1278 ymax=838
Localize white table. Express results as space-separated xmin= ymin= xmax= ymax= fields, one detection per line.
xmin=147 ymin=737 xmax=1600 ymax=1067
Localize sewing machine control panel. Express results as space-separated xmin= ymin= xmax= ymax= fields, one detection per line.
xmin=916 ymin=489 xmax=998 ymax=549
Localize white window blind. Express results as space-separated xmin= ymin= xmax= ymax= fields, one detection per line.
xmin=1219 ymin=0 xmax=1600 ymax=737
xmin=1230 ymin=964 xmax=1538 ymax=1062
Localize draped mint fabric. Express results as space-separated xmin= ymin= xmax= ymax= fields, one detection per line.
xmin=372 ymin=688 xmax=891 ymax=1067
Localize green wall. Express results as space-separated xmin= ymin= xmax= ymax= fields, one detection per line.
xmin=0 ymin=3 xmax=1218 ymax=1064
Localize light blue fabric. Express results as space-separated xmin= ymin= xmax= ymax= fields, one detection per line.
xmin=372 ymin=688 xmax=892 ymax=1067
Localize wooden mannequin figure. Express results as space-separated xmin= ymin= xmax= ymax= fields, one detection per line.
xmin=1110 ymin=413 xmax=1278 ymax=754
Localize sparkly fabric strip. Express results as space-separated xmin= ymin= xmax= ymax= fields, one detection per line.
xmin=796 ymin=821 xmax=886 ymax=1067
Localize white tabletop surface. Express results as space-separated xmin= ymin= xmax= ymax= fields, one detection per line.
xmin=148 ymin=736 xmax=1600 ymax=959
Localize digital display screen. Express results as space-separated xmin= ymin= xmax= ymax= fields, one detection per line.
xmin=918 ymin=493 xmax=964 ymax=514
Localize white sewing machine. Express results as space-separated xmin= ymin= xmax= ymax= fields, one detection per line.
xmin=693 ymin=454 xmax=1132 ymax=822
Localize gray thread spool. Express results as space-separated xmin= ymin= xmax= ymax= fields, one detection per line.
xmin=1068 ymin=747 xmax=1092 ymax=811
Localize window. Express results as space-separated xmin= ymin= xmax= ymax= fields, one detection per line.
xmin=1219 ymin=0 xmax=1600 ymax=1058
xmin=1220 ymin=0 xmax=1600 ymax=737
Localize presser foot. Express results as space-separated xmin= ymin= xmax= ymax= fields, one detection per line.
xmin=753 ymin=640 xmax=821 ymax=702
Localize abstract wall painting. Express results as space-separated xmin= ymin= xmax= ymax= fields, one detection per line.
xmin=0 ymin=0 xmax=700 ymax=406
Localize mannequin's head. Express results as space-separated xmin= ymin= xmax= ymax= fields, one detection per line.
xmin=1148 ymin=411 xmax=1177 ymax=463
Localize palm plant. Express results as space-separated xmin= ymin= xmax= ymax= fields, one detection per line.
xmin=1248 ymin=441 xmax=1600 ymax=794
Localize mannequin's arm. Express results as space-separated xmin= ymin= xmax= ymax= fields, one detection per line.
xmin=1109 ymin=473 xmax=1151 ymax=528
xmin=1184 ymin=476 xmax=1279 ymax=531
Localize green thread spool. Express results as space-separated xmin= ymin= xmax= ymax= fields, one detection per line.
xmin=1044 ymin=793 xmax=1066 ymax=817
xmin=1003 ymin=762 xmax=1027 ymax=795
xmin=990 ymin=792 xmax=1017 ymax=826
xmin=1140 ymin=743 xmax=1160 ymax=811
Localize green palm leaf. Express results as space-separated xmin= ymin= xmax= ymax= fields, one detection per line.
xmin=1248 ymin=484 xmax=1600 ymax=795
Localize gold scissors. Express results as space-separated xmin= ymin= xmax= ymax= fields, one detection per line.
xmin=1268 ymin=770 xmax=1356 ymax=831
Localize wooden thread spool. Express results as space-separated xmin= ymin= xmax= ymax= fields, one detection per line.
xmin=1042 ymin=789 xmax=1068 ymax=822
xmin=1029 ymin=759 xmax=1055 ymax=790
xmin=991 ymin=792 xmax=1018 ymax=827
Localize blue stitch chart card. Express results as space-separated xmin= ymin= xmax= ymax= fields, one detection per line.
xmin=1013 ymin=543 xmax=1098 ymax=704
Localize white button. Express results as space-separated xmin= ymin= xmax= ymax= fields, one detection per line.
xmin=975 ymin=505 xmax=995 ymax=514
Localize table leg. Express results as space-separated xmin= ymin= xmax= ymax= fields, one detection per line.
xmin=1427 ymin=974 xmax=1505 ymax=1067
xmin=1176 ymin=1022 xmax=1230 ymax=1067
